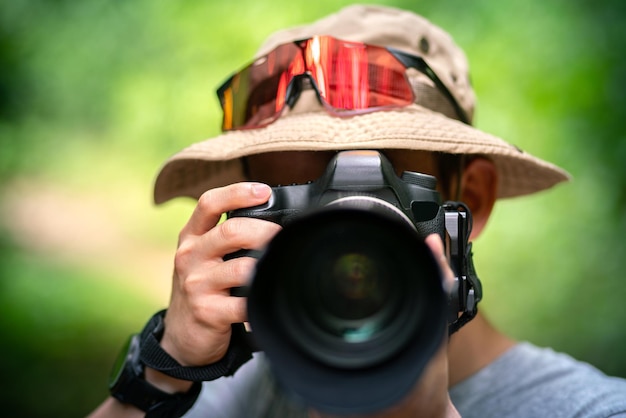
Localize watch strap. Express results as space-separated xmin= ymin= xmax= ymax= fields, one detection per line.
xmin=112 ymin=377 xmax=202 ymax=418
xmin=109 ymin=333 xmax=202 ymax=417
xmin=144 ymin=382 xmax=202 ymax=418
xmin=139 ymin=310 xmax=254 ymax=381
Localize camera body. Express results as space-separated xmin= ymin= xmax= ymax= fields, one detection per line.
xmin=232 ymin=149 xmax=443 ymax=232
xmin=230 ymin=150 xmax=480 ymax=331
xmin=228 ymin=150 xmax=482 ymax=415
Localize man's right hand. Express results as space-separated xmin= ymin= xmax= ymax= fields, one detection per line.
xmin=89 ymin=183 xmax=279 ymax=417
xmin=160 ymin=182 xmax=280 ymax=369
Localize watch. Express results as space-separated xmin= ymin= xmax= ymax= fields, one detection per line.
xmin=108 ymin=333 xmax=201 ymax=418
xmin=109 ymin=309 xmax=254 ymax=417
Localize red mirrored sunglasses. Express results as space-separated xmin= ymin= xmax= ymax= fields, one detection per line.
xmin=217 ymin=35 xmax=469 ymax=131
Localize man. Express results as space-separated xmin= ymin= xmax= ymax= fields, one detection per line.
xmin=90 ymin=5 xmax=626 ymax=418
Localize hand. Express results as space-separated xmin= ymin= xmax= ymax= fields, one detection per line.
xmin=89 ymin=183 xmax=279 ymax=418
xmin=309 ymin=234 xmax=460 ymax=418
xmin=160 ymin=182 xmax=280 ymax=367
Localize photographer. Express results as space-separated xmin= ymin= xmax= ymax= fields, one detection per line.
xmin=90 ymin=5 xmax=626 ymax=418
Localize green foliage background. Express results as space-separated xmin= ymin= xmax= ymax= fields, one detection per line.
xmin=1 ymin=0 xmax=625 ymax=416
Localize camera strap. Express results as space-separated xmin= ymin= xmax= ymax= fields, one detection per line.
xmin=448 ymin=242 xmax=483 ymax=334
xmin=443 ymin=201 xmax=483 ymax=335
xmin=139 ymin=310 xmax=255 ymax=381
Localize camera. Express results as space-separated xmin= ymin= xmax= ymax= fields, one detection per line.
xmin=228 ymin=150 xmax=482 ymax=415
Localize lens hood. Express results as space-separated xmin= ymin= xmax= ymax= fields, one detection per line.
xmin=247 ymin=206 xmax=447 ymax=415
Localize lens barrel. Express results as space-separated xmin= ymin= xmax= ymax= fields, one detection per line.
xmin=247 ymin=199 xmax=447 ymax=415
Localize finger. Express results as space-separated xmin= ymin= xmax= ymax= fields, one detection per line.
xmin=173 ymin=251 xmax=260 ymax=300
xmin=200 ymin=294 xmax=248 ymax=326
xmin=184 ymin=182 xmax=272 ymax=236
xmin=201 ymin=216 xmax=282 ymax=259
xmin=175 ymin=256 xmax=257 ymax=295
xmin=424 ymin=234 xmax=455 ymax=291
xmin=206 ymin=257 xmax=258 ymax=291
xmin=168 ymin=284 xmax=249 ymax=328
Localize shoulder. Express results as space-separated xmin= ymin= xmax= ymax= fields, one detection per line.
xmin=450 ymin=342 xmax=626 ymax=418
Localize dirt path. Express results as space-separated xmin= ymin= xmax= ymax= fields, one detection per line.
xmin=0 ymin=179 xmax=176 ymax=302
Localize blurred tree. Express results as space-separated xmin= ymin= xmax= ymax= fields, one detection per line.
xmin=0 ymin=0 xmax=625 ymax=416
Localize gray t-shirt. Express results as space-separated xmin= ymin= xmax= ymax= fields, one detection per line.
xmin=449 ymin=342 xmax=626 ymax=418
xmin=185 ymin=342 xmax=626 ymax=417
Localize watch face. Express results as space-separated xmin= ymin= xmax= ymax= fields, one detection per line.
xmin=109 ymin=334 xmax=140 ymax=389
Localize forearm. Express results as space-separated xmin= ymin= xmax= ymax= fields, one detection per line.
xmin=88 ymin=396 xmax=143 ymax=418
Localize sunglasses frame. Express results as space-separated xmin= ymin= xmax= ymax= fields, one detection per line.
xmin=387 ymin=47 xmax=470 ymax=124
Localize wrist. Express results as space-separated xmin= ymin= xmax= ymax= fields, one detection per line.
xmin=158 ymin=323 xmax=228 ymax=367
xmin=140 ymin=310 xmax=255 ymax=381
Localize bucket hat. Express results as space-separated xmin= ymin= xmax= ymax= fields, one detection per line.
xmin=153 ymin=4 xmax=570 ymax=203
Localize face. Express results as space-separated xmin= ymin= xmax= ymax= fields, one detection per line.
xmin=245 ymin=149 xmax=441 ymax=189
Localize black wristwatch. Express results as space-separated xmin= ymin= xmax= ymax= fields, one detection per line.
xmin=108 ymin=333 xmax=201 ymax=418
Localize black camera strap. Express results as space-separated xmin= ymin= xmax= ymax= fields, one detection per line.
xmin=443 ymin=201 xmax=483 ymax=335
xmin=448 ymin=243 xmax=483 ymax=334
xmin=139 ymin=310 xmax=255 ymax=381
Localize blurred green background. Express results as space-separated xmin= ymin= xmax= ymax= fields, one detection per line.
xmin=1 ymin=0 xmax=625 ymax=416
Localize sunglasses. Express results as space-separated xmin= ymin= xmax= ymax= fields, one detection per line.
xmin=217 ymin=35 xmax=469 ymax=131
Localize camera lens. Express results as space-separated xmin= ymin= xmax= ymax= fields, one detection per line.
xmin=325 ymin=252 xmax=385 ymax=321
xmin=311 ymin=248 xmax=394 ymax=344
xmin=247 ymin=202 xmax=447 ymax=415
xmin=243 ymin=152 xmax=449 ymax=416
xmin=249 ymin=201 xmax=443 ymax=370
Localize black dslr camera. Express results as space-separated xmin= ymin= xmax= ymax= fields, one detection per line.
xmin=228 ymin=150 xmax=482 ymax=416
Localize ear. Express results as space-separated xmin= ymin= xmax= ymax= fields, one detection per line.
xmin=460 ymin=158 xmax=498 ymax=239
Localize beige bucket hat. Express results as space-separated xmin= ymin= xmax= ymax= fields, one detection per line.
xmin=153 ymin=4 xmax=570 ymax=204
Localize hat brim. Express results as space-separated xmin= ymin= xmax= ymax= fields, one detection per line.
xmin=154 ymin=104 xmax=570 ymax=203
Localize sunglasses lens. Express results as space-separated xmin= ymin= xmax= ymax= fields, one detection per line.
xmin=221 ymin=43 xmax=303 ymax=131
xmin=311 ymin=38 xmax=413 ymax=112
xmin=219 ymin=37 xmax=414 ymax=131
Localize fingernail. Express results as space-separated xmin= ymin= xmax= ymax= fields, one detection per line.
xmin=251 ymin=183 xmax=271 ymax=198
